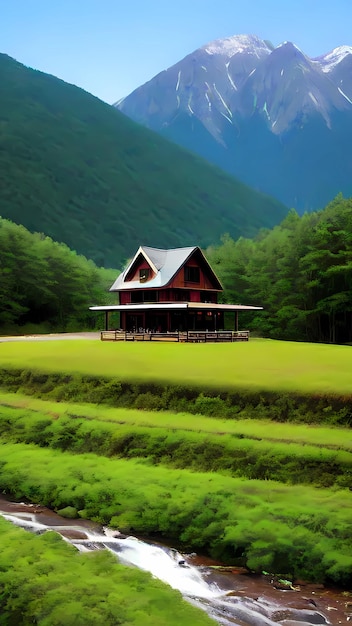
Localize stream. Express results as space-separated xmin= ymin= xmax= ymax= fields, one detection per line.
xmin=0 ymin=497 xmax=350 ymax=626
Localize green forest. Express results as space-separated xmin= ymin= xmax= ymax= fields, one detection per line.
xmin=0 ymin=217 xmax=116 ymax=333
xmin=208 ymin=194 xmax=352 ymax=344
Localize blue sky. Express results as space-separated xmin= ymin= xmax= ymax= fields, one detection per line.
xmin=1 ymin=0 xmax=351 ymax=103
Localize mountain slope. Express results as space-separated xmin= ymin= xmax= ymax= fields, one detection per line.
xmin=117 ymin=35 xmax=352 ymax=212
xmin=0 ymin=53 xmax=287 ymax=268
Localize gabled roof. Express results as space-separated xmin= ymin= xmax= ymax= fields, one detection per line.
xmin=109 ymin=245 xmax=222 ymax=291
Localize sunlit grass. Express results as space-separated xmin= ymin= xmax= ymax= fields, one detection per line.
xmin=1 ymin=391 xmax=351 ymax=451
xmin=0 ymin=338 xmax=352 ymax=395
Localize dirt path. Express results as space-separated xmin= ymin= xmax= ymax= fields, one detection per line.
xmin=0 ymin=332 xmax=100 ymax=342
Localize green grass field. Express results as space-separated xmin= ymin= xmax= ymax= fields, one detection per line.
xmin=1 ymin=337 xmax=352 ymax=589
xmin=0 ymin=338 xmax=352 ymax=395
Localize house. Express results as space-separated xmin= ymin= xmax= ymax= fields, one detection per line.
xmin=90 ymin=245 xmax=262 ymax=340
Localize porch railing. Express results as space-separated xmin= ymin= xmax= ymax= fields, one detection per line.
xmin=100 ymin=330 xmax=250 ymax=342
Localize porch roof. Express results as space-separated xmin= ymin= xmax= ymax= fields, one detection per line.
xmin=89 ymin=303 xmax=263 ymax=312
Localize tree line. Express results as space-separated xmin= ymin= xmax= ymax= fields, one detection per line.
xmin=0 ymin=218 xmax=116 ymax=333
xmin=207 ymin=194 xmax=352 ymax=344
xmin=3 ymin=193 xmax=352 ymax=341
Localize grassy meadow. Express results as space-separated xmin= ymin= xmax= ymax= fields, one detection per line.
xmin=0 ymin=338 xmax=352 ymax=394
xmin=0 ymin=336 xmax=352 ymax=604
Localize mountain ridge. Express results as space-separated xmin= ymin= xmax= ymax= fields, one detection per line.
xmin=117 ymin=34 xmax=352 ymax=211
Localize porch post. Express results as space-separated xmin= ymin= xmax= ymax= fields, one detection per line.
xmin=105 ymin=310 xmax=109 ymax=331
xmin=234 ymin=311 xmax=239 ymax=332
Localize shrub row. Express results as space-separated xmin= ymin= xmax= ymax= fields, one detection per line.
xmin=0 ymin=405 xmax=351 ymax=488
xmin=2 ymin=390 xmax=350 ymax=450
xmin=1 ymin=440 xmax=352 ymax=587
xmin=1 ymin=367 xmax=352 ymax=425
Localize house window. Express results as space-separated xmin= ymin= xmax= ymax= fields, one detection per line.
xmin=184 ymin=266 xmax=200 ymax=283
xmin=131 ymin=290 xmax=158 ymax=303
xmin=139 ymin=268 xmax=150 ymax=282
xmin=144 ymin=290 xmax=158 ymax=303
xmin=201 ymin=292 xmax=216 ymax=303
xmin=174 ymin=290 xmax=190 ymax=301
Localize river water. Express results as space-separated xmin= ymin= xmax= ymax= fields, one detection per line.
xmin=0 ymin=497 xmax=350 ymax=626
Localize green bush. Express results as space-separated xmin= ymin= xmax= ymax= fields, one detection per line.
xmin=56 ymin=506 xmax=78 ymax=518
xmin=0 ymin=517 xmax=212 ymax=625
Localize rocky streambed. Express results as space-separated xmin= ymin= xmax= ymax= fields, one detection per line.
xmin=0 ymin=496 xmax=351 ymax=626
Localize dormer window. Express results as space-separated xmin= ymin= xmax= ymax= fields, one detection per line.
xmin=139 ymin=268 xmax=150 ymax=282
xmin=184 ymin=266 xmax=200 ymax=283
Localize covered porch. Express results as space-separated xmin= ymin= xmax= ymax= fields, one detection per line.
xmin=89 ymin=302 xmax=262 ymax=342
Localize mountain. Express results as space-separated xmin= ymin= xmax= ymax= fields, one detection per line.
xmin=0 ymin=53 xmax=287 ymax=269
xmin=117 ymin=35 xmax=352 ymax=212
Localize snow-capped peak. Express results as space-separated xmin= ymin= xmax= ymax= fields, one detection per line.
xmin=203 ymin=34 xmax=271 ymax=59
xmin=316 ymin=45 xmax=352 ymax=72
xmin=276 ymin=41 xmax=305 ymax=55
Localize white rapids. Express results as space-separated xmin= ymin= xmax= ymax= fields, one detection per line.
xmin=83 ymin=531 xmax=222 ymax=600
xmin=0 ymin=510 xmax=331 ymax=626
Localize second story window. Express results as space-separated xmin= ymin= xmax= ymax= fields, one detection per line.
xmin=139 ymin=268 xmax=150 ymax=282
xmin=184 ymin=266 xmax=200 ymax=283
xmin=131 ymin=290 xmax=158 ymax=303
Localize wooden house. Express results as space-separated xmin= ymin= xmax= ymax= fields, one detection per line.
xmin=90 ymin=246 xmax=262 ymax=340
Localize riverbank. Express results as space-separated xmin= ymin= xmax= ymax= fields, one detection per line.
xmin=0 ymin=498 xmax=213 ymax=626
xmin=0 ymin=436 xmax=351 ymax=587
xmin=1 ymin=496 xmax=350 ymax=626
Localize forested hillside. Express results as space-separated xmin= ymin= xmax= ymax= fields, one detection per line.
xmin=0 ymin=218 xmax=116 ymax=333
xmin=0 ymin=54 xmax=287 ymax=268
xmin=207 ymin=194 xmax=352 ymax=344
